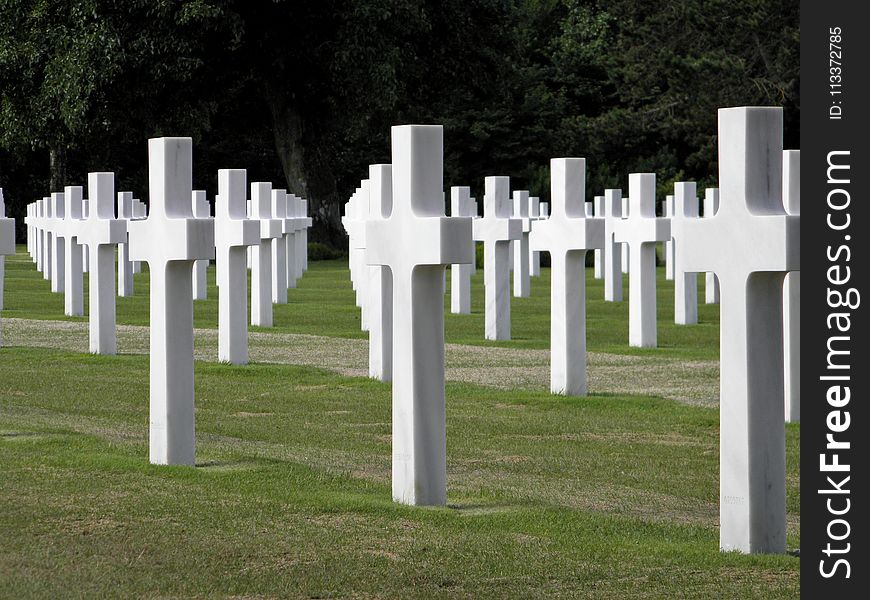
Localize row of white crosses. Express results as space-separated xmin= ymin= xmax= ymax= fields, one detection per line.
xmin=18 ymin=138 xmax=312 ymax=466
xmin=346 ymin=109 xmax=798 ymax=557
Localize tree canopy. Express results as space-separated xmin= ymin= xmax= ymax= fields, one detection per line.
xmin=0 ymin=0 xmax=799 ymax=245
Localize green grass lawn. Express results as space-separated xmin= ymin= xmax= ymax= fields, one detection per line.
xmin=3 ymin=245 xmax=720 ymax=359
xmin=0 ymin=246 xmax=798 ymax=598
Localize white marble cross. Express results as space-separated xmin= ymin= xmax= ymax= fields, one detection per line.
xmin=215 ymin=169 xmax=260 ymax=364
xmin=271 ymin=189 xmax=289 ymax=303
xmin=612 ymin=174 xmax=670 ymax=347
xmin=24 ymin=202 xmax=34 ymax=265
xmin=117 ymin=191 xmax=136 ymax=297
xmin=192 ymin=191 xmax=211 ymax=300
xmin=0 ymin=190 xmax=14 ymax=333
xmin=528 ymin=196 xmax=542 ymax=277
xmin=49 ymin=192 xmax=65 ymax=293
xmin=703 ymin=188 xmax=720 ymax=304
xmin=664 ymin=195 xmax=675 ymax=280
xmin=365 ymin=125 xmax=473 ymax=505
xmin=34 ymin=199 xmax=46 ymax=277
xmin=672 ymin=107 xmax=798 ymax=554
xmin=367 ymin=164 xmax=393 ymax=381
xmin=298 ymin=197 xmax=312 ymax=274
xmin=450 ymin=186 xmax=475 ymax=314
xmin=673 ymin=182 xmax=699 ymax=325
xmin=81 ymin=198 xmax=89 ymax=274
xmin=512 ymin=190 xmax=532 ymax=298
xmin=343 ymin=184 xmax=369 ymax=329
xmin=593 ymin=195 xmax=604 ymax=279
xmin=620 ymin=196 xmax=630 ymax=274
xmin=77 ymin=173 xmax=127 ymax=354
xmin=283 ymin=193 xmax=299 ymax=289
xmin=60 ymin=185 xmax=85 ymax=316
xmin=782 ymin=150 xmax=800 ymax=424
xmin=602 ymin=189 xmax=624 ymax=302
xmin=473 ymin=177 xmax=521 ymax=340
xmin=288 ymin=194 xmax=310 ymax=286
xmin=530 ymin=158 xmax=604 ymax=396
xmin=250 ymin=182 xmax=282 ymax=327
xmin=127 ymin=137 xmax=215 ymax=466
xmin=132 ymin=199 xmax=147 ymax=273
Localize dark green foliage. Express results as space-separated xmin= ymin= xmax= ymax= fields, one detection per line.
xmin=1 ymin=0 xmax=798 ymax=246
xmin=308 ymin=241 xmax=346 ymax=261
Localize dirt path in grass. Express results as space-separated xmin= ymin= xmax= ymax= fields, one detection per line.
xmin=2 ymin=317 xmax=719 ymax=406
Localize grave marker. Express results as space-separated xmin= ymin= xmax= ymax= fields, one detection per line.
xmin=127 ymin=137 xmax=215 ymax=466
xmin=215 ymin=169 xmax=260 ymax=364
xmin=77 ymin=173 xmax=127 ymax=354
xmin=704 ymin=188 xmax=720 ymax=304
xmin=512 ymin=190 xmax=531 ymax=298
xmin=782 ymin=150 xmax=800 ymax=423
xmin=664 ymin=195 xmax=675 ymax=280
xmin=671 ymin=107 xmax=798 ymax=553
xmin=602 ymin=189 xmax=624 ymax=302
xmin=250 ymin=182 xmax=282 ymax=327
xmin=117 ymin=191 xmax=135 ymax=297
xmin=593 ymin=195 xmax=604 ymax=279
xmin=612 ymin=174 xmax=670 ymax=347
xmin=61 ymin=186 xmax=85 ymax=316
xmin=365 ymin=125 xmax=473 ymax=505
xmin=450 ymin=186 xmax=475 ymax=314
xmin=529 ymin=158 xmax=604 ymax=395
xmin=367 ymin=164 xmax=393 ymax=381
xmin=192 ymin=191 xmax=211 ymax=300
xmin=472 ymin=177 xmax=521 ymax=340
xmin=673 ymin=182 xmax=699 ymax=325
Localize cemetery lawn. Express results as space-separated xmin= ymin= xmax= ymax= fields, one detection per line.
xmin=4 ymin=246 xmax=719 ymax=360
xmin=0 ymin=348 xmax=798 ymax=599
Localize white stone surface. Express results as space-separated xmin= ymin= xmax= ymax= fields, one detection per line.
xmin=704 ymin=188 xmax=720 ymax=304
xmin=81 ymin=199 xmax=89 ymax=274
xmin=782 ymin=150 xmax=800 ymax=423
xmin=49 ymin=192 xmax=65 ymax=294
xmin=602 ymin=189 xmax=623 ymax=302
xmin=450 ymin=186 xmax=475 ymax=314
xmin=300 ymin=197 xmax=312 ymax=273
xmin=76 ymin=173 xmax=126 ymax=354
xmin=0 ymin=190 xmax=14 ymax=335
xmin=343 ymin=184 xmax=370 ymax=329
xmin=132 ymin=199 xmax=147 ymax=273
xmin=283 ymin=194 xmax=298 ymax=289
xmin=367 ymin=164 xmax=393 ymax=381
xmin=365 ymin=125 xmax=473 ymax=506
xmin=117 ymin=191 xmax=135 ymax=297
xmin=529 ymin=158 xmax=604 ymax=396
xmin=250 ymin=182 xmax=282 ymax=327
xmin=593 ymin=195 xmax=604 ymax=279
xmin=528 ymin=196 xmax=542 ymax=277
xmin=271 ymin=189 xmax=289 ymax=304
xmin=512 ymin=190 xmax=531 ymax=298
xmin=620 ymin=196 xmax=629 ymax=275
xmin=192 ymin=191 xmax=211 ymax=300
xmin=612 ymin=174 xmax=670 ymax=347
xmin=473 ymin=177 xmax=521 ymax=340
xmin=671 ymin=107 xmax=797 ymax=554
xmin=127 ymin=137 xmax=215 ymax=466
xmin=61 ymin=186 xmax=85 ymax=316
xmin=215 ymin=169 xmax=260 ymax=364
xmin=664 ymin=195 xmax=675 ymax=280
xmin=673 ymin=182 xmax=699 ymax=325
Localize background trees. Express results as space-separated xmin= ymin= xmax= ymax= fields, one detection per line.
xmin=0 ymin=0 xmax=799 ymax=246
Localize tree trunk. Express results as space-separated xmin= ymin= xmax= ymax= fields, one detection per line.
xmin=49 ymin=146 xmax=67 ymax=193
xmin=265 ymin=89 xmax=344 ymax=247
